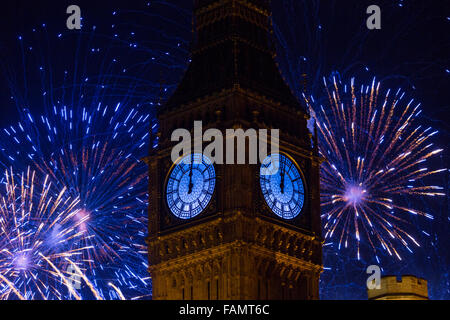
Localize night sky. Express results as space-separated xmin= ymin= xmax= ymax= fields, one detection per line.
xmin=0 ymin=0 xmax=448 ymax=299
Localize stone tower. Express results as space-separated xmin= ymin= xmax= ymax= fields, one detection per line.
xmin=368 ymin=275 xmax=429 ymax=300
xmin=146 ymin=0 xmax=323 ymax=300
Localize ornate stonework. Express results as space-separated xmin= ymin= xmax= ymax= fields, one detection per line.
xmin=149 ymin=212 xmax=322 ymax=299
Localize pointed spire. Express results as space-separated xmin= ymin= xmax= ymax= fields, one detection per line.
xmin=164 ymin=0 xmax=303 ymax=112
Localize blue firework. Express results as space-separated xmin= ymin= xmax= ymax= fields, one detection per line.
xmin=0 ymin=98 xmax=153 ymax=299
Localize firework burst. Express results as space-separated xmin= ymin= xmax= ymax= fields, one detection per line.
xmin=304 ymin=76 xmax=445 ymax=261
xmin=0 ymin=19 xmax=165 ymax=298
xmin=0 ymin=101 xmax=151 ymax=299
xmin=0 ymin=166 xmax=92 ymax=300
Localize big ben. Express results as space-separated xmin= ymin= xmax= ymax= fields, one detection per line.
xmin=146 ymin=0 xmax=323 ymax=300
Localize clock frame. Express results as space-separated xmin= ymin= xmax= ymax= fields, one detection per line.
xmin=259 ymin=152 xmax=306 ymax=220
xmin=162 ymin=154 xmax=218 ymax=228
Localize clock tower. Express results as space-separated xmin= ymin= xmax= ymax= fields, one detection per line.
xmin=146 ymin=0 xmax=323 ymax=300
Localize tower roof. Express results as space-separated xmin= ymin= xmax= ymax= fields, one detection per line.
xmin=164 ymin=0 xmax=302 ymax=111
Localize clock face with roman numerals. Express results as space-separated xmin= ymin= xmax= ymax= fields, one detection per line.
xmin=166 ymin=153 xmax=216 ymax=220
xmin=260 ymin=153 xmax=305 ymax=220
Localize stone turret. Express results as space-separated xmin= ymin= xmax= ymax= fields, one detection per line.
xmin=368 ymin=275 xmax=429 ymax=300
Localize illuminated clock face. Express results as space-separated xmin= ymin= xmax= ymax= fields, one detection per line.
xmin=166 ymin=153 xmax=216 ymax=219
xmin=260 ymin=154 xmax=305 ymax=220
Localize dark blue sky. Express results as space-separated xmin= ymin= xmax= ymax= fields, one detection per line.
xmin=0 ymin=0 xmax=448 ymax=125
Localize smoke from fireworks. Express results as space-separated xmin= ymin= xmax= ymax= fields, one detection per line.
xmin=304 ymin=77 xmax=445 ymax=262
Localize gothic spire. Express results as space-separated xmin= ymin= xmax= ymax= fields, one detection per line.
xmin=165 ymin=0 xmax=302 ymax=112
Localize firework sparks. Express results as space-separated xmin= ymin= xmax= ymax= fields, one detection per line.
xmin=304 ymin=77 xmax=445 ymax=261
xmin=0 ymin=18 xmax=167 ymax=298
xmin=0 ymin=101 xmax=151 ymax=299
xmin=0 ymin=167 xmax=90 ymax=300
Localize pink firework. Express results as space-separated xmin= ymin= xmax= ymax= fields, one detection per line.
xmin=304 ymin=77 xmax=445 ymax=261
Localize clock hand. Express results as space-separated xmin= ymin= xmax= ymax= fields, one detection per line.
xmin=280 ymin=156 xmax=285 ymax=194
xmin=188 ymin=154 xmax=194 ymax=194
